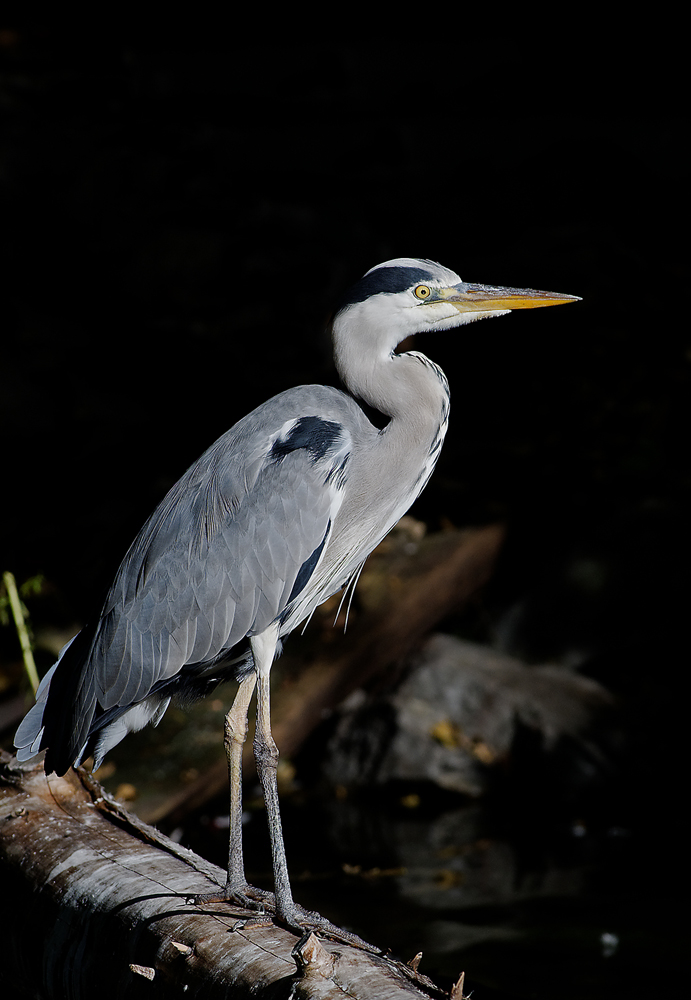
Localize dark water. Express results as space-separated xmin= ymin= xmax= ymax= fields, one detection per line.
xmin=174 ymin=781 xmax=684 ymax=999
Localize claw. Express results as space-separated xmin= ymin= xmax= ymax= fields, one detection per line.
xmin=189 ymin=883 xmax=273 ymax=911
xmin=189 ymin=886 xmax=380 ymax=954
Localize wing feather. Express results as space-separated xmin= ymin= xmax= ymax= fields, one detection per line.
xmin=16 ymin=386 xmax=362 ymax=770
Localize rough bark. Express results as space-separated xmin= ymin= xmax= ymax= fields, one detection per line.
xmin=0 ymin=752 xmax=456 ymax=1000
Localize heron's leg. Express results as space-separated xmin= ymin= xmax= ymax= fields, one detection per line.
xmin=193 ymin=671 xmax=272 ymax=907
xmin=250 ymin=626 xmax=299 ymax=928
xmin=224 ymin=671 xmax=257 ymax=893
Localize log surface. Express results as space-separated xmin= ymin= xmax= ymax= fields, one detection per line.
xmin=0 ymin=752 xmax=449 ymax=999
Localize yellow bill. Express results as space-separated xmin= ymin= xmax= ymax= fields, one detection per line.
xmin=445 ymin=283 xmax=581 ymax=312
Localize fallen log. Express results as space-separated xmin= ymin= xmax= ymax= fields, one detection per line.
xmin=0 ymin=751 xmax=460 ymax=999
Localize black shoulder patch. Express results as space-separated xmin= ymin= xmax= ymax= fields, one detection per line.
xmin=271 ymin=416 xmax=342 ymax=462
xmin=283 ymin=524 xmax=331 ymax=610
xmin=336 ymin=265 xmax=435 ymax=311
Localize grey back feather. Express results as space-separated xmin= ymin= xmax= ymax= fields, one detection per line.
xmin=15 ymin=385 xmax=370 ymax=769
xmin=97 ymin=386 xmax=362 ymax=701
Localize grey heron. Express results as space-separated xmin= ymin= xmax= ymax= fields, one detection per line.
xmin=15 ymin=258 xmax=579 ymax=931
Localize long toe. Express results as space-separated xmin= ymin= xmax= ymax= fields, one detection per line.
xmin=193 ymin=889 xmax=378 ymax=953
xmin=190 ymin=884 xmax=275 ymax=910
xmin=281 ymin=903 xmax=381 ymax=953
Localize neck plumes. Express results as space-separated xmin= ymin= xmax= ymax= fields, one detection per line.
xmin=327 ymin=306 xmax=450 ymax=575
xmin=332 ymin=309 xmax=450 ymax=437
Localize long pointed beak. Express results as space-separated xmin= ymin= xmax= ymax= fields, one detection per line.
xmin=445 ymin=283 xmax=581 ymax=312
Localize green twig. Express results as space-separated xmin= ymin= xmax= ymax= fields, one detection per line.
xmin=2 ymin=571 xmax=40 ymax=695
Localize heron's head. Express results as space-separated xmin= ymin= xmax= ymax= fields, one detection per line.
xmin=333 ymin=258 xmax=580 ymax=355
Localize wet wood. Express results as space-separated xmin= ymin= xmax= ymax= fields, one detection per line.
xmin=0 ymin=751 xmax=452 ymax=999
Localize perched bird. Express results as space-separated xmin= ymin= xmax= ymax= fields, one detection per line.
xmin=15 ymin=258 xmax=579 ymax=930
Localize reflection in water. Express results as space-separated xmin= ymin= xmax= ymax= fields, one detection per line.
xmin=179 ymin=785 xmax=680 ymax=1000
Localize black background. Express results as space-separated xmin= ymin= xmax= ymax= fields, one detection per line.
xmin=0 ymin=17 xmax=687 ymax=996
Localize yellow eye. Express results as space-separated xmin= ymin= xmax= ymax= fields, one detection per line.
xmin=414 ymin=285 xmax=431 ymax=300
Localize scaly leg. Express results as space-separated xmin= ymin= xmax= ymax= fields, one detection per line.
xmin=193 ymin=671 xmax=271 ymax=907
xmin=250 ymin=628 xmax=381 ymax=948
xmin=192 ymin=627 xmax=381 ymax=950
xmin=224 ymin=671 xmax=257 ymax=894
xmin=251 ymin=625 xmax=300 ymax=928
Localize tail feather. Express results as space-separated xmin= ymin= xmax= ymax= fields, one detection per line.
xmin=14 ymin=624 xmax=255 ymax=776
xmin=14 ymin=626 xmax=99 ymax=776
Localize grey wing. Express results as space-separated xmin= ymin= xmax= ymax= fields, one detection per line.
xmin=15 ymin=397 xmax=357 ymax=774
xmin=91 ymin=413 xmax=352 ymax=710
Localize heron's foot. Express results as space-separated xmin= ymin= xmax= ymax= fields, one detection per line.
xmin=191 ymin=885 xmax=379 ymax=953
xmin=188 ymin=882 xmax=274 ymax=911
xmin=276 ymin=901 xmax=381 ymax=954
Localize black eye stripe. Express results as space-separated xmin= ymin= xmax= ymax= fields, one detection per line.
xmin=336 ymin=267 xmax=437 ymax=310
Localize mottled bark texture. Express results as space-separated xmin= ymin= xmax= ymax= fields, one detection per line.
xmin=0 ymin=753 xmax=450 ymax=999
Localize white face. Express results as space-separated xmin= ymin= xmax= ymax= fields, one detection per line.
xmin=337 ymin=258 xmax=578 ymax=355
xmin=354 ymin=258 xmax=513 ymax=344
xmin=343 ymin=279 xmax=510 ymax=352
xmin=402 ymin=281 xmax=512 ymax=331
